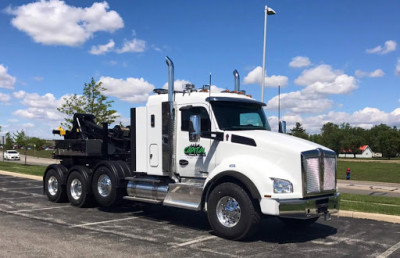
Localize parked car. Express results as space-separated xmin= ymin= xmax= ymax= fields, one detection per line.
xmin=4 ymin=150 xmax=20 ymax=161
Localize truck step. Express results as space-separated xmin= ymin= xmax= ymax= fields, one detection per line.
xmin=163 ymin=183 xmax=203 ymax=211
xmin=123 ymin=196 xmax=162 ymax=204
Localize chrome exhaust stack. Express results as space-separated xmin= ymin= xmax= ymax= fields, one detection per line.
xmin=233 ymin=69 xmax=240 ymax=92
xmin=165 ymin=57 xmax=177 ymax=181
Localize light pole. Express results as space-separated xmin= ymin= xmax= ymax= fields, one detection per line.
xmin=261 ymin=5 xmax=276 ymax=102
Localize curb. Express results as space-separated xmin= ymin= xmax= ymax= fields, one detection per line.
xmin=0 ymin=170 xmax=42 ymax=181
xmin=336 ymin=210 xmax=400 ymax=224
xmin=0 ymin=170 xmax=399 ymax=224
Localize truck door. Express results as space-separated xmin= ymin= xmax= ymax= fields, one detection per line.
xmin=176 ymin=105 xmax=216 ymax=178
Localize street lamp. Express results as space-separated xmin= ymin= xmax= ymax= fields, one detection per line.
xmin=261 ymin=5 xmax=276 ymax=102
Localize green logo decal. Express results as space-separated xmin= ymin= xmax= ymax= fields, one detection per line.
xmin=184 ymin=144 xmax=206 ymax=156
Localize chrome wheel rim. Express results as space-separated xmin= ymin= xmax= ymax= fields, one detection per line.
xmin=70 ymin=179 xmax=82 ymax=200
xmin=48 ymin=176 xmax=58 ymax=196
xmin=216 ymin=196 xmax=241 ymax=228
xmin=97 ymin=174 xmax=112 ymax=197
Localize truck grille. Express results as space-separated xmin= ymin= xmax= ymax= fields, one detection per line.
xmin=302 ymin=149 xmax=337 ymax=196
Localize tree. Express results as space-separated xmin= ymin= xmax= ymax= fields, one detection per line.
xmin=58 ymin=78 xmax=118 ymax=129
xmin=13 ymin=130 xmax=29 ymax=149
xmin=320 ymin=122 xmax=342 ymax=155
xmin=4 ymin=132 xmax=13 ymax=150
xmin=289 ymin=122 xmax=309 ymax=140
xmin=29 ymin=137 xmax=46 ymax=151
xmin=369 ymin=124 xmax=400 ymax=159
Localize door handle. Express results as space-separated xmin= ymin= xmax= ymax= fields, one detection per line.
xmin=179 ymin=160 xmax=189 ymax=166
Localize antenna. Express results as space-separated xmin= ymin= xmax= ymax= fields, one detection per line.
xmin=278 ymin=85 xmax=280 ymax=129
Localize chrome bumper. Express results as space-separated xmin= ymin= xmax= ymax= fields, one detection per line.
xmin=278 ymin=193 xmax=340 ymax=219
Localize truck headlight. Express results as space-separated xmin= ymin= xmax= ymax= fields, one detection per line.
xmin=271 ymin=178 xmax=293 ymax=193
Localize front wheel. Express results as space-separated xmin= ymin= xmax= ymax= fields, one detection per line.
xmin=207 ymin=182 xmax=260 ymax=240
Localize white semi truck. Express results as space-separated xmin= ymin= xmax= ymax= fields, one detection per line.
xmin=44 ymin=57 xmax=339 ymax=240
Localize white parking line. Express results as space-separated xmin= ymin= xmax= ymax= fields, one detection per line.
xmin=0 ymin=195 xmax=38 ymax=201
xmin=1 ymin=186 xmax=42 ymax=190
xmin=70 ymin=212 xmax=142 ymax=228
xmin=377 ymin=241 xmax=400 ymax=258
xmin=173 ymin=235 xmax=217 ymax=247
xmin=12 ymin=206 xmax=66 ymax=213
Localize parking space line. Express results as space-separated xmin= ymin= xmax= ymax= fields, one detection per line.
xmin=377 ymin=241 xmax=400 ymax=258
xmin=173 ymin=235 xmax=217 ymax=247
xmin=1 ymin=186 xmax=42 ymax=190
xmin=0 ymin=195 xmax=38 ymax=201
xmin=69 ymin=212 xmax=143 ymax=228
xmin=12 ymin=206 xmax=66 ymax=213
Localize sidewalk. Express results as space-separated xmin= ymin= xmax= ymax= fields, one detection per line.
xmin=338 ymin=179 xmax=400 ymax=198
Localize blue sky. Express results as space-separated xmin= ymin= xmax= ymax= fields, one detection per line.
xmin=0 ymin=0 xmax=399 ymax=139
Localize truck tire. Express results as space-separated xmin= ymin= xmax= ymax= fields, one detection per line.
xmin=67 ymin=171 xmax=92 ymax=207
xmin=44 ymin=168 xmax=67 ymax=203
xmin=280 ymin=217 xmax=319 ymax=227
xmin=207 ymin=182 xmax=260 ymax=240
xmin=92 ymin=166 xmax=121 ymax=207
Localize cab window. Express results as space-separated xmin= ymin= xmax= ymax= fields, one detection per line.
xmin=181 ymin=106 xmax=211 ymax=132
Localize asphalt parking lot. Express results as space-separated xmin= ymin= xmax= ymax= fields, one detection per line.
xmin=0 ymin=174 xmax=399 ymax=257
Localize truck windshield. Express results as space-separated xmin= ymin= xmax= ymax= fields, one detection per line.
xmin=211 ymin=101 xmax=271 ymax=131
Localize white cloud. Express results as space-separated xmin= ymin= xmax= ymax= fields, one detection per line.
xmin=243 ymin=66 xmax=288 ymax=87
xmin=90 ymin=39 xmax=115 ymax=55
xmin=295 ymin=65 xmax=358 ymax=95
xmin=355 ymin=69 xmax=384 ymax=78
xmin=295 ymin=64 xmax=340 ymax=86
xmin=100 ymin=76 xmax=154 ymax=103
xmin=14 ymin=108 xmax=63 ymax=121
xmin=275 ymin=107 xmax=400 ymax=134
xmin=266 ymin=90 xmax=333 ymax=114
xmin=0 ymin=93 xmax=11 ymax=102
xmin=396 ymin=59 xmax=400 ymax=76
xmin=33 ymin=76 xmax=44 ymax=81
xmin=12 ymin=91 xmax=66 ymax=122
xmin=0 ymin=64 xmax=16 ymax=89
xmin=366 ymin=40 xmax=397 ymax=55
xmin=116 ymin=38 xmax=146 ymax=53
xmin=23 ymin=123 xmax=35 ymax=128
xmin=7 ymin=1 xmax=124 ymax=47
xmin=289 ymin=56 xmax=311 ymax=68
xmin=13 ymin=90 xmax=26 ymax=99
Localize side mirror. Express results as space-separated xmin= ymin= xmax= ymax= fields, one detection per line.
xmin=279 ymin=121 xmax=286 ymax=134
xmin=189 ymin=115 xmax=201 ymax=142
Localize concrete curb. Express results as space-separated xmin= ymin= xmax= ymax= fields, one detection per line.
xmin=0 ymin=170 xmax=42 ymax=181
xmin=336 ymin=210 xmax=400 ymax=224
xmin=1 ymin=170 xmax=399 ymax=224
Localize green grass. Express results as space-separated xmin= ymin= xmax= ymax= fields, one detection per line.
xmin=337 ymin=160 xmax=400 ymax=183
xmin=17 ymin=149 xmax=54 ymax=159
xmin=340 ymin=193 xmax=400 ymax=216
xmin=0 ymin=161 xmax=45 ymax=177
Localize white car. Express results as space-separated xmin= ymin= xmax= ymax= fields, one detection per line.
xmin=4 ymin=150 xmax=20 ymax=161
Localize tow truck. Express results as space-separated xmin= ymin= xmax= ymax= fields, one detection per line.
xmin=44 ymin=57 xmax=339 ymax=240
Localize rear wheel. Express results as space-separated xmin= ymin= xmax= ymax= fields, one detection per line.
xmin=207 ymin=182 xmax=260 ymax=240
xmin=44 ymin=168 xmax=67 ymax=202
xmin=67 ymin=171 xmax=92 ymax=207
xmin=92 ymin=166 xmax=121 ymax=207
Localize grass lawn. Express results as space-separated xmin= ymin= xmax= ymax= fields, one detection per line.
xmin=20 ymin=149 xmax=54 ymax=159
xmin=337 ymin=160 xmax=400 ymax=183
xmin=0 ymin=161 xmax=45 ymax=177
xmin=340 ymin=193 xmax=400 ymax=216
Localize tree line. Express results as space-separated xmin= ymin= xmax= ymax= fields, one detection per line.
xmin=290 ymin=122 xmax=400 ymax=159
xmin=1 ymin=130 xmax=52 ymax=151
